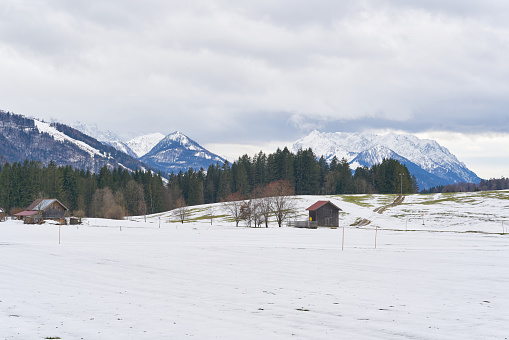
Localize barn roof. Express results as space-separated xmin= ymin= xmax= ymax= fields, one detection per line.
xmin=14 ymin=210 xmax=38 ymax=217
xmin=306 ymin=200 xmax=341 ymax=211
xmin=26 ymin=199 xmax=68 ymax=212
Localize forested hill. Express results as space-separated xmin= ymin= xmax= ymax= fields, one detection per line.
xmin=0 ymin=110 xmax=151 ymax=173
xmin=0 ymin=152 xmax=417 ymax=218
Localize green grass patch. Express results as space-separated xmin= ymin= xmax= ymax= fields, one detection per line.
xmin=185 ymin=214 xmax=229 ymax=223
xmin=339 ymin=195 xmax=374 ymax=207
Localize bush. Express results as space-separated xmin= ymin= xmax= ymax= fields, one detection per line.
xmin=9 ymin=207 xmax=24 ymax=216
xmin=104 ymin=204 xmax=124 ymax=220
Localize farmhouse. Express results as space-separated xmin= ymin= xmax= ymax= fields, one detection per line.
xmin=15 ymin=199 xmax=68 ymax=224
xmin=306 ymin=200 xmax=341 ymax=227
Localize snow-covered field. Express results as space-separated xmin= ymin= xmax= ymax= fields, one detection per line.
xmin=2 ymin=192 xmax=509 ymax=339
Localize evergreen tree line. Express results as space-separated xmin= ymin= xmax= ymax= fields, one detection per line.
xmin=0 ymin=148 xmax=418 ymax=218
xmin=421 ymin=177 xmax=509 ymax=193
xmin=0 ymin=160 xmax=168 ymax=218
xmin=169 ymin=147 xmax=418 ymax=207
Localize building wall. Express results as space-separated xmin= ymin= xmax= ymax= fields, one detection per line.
xmin=315 ymin=204 xmax=339 ymax=227
xmin=41 ymin=202 xmax=66 ymax=219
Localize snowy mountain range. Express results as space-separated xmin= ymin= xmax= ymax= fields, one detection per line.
xmin=293 ymin=130 xmax=482 ymax=190
xmin=125 ymin=133 xmax=165 ymax=158
xmin=2 ymin=109 xmax=481 ymax=188
xmin=72 ymin=123 xmax=224 ymax=174
xmin=0 ymin=111 xmax=148 ymax=173
xmin=140 ymin=132 xmax=225 ymax=174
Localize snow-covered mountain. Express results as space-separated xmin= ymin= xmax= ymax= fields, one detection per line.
xmin=126 ymin=133 xmax=165 ymax=158
xmin=0 ymin=110 xmax=148 ymax=173
xmin=140 ymin=131 xmax=224 ymax=174
xmin=293 ymin=130 xmax=482 ymax=189
xmin=102 ymin=141 xmax=138 ymax=158
xmin=72 ymin=121 xmax=122 ymax=143
xmin=72 ymin=122 xmax=139 ymax=158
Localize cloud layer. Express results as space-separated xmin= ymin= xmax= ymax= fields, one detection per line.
xmin=1 ymin=0 xmax=508 ymax=146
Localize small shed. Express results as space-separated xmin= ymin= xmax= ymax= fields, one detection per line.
xmin=15 ymin=199 xmax=68 ymax=224
xmin=0 ymin=208 xmax=5 ymax=221
xmin=306 ymin=200 xmax=341 ymax=227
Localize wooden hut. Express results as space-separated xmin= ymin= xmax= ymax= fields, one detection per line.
xmin=0 ymin=208 xmax=5 ymax=222
xmin=306 ymin=200 xmax=341 ymax=227
xmin=15 ymin=199 xmax=68 ymax=224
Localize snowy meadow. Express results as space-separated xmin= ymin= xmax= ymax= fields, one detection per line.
xmin=1 ymin=192 xmax=509 ymax=339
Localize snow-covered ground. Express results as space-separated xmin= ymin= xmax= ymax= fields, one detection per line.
xmin=2 ymin=192 xmax=509 ymax=339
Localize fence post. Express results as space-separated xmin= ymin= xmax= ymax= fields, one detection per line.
xmin=342 ymin=226 xmax=344 ymax=251
xmin=375 ymin=226 xmax=378 ymax=249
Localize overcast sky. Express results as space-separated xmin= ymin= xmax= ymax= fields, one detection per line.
xmin=1 ymin=0 xmax=509 ymax=178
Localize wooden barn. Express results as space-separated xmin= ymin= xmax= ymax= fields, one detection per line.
xmin=15 ymin=199 xmax=68 ymax=224
xmin=306 ymin=200 xmax=341 ymax=227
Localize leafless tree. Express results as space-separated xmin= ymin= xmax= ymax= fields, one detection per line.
xmin=207 ymin=206 xmax=215 ymax=225
xmin=91 ymin=187 xmax=125 ymax=220
xmin=223 ymin=192 xmax=244 ymax=227
xmin=174 ymin=197 xmax=188 ymax=224
xmin=240 ymin=200 xmax=253 ymax=227
xmin=251 ymin=185 xmax=271 ymax=227
xmin=265 ymin=180 xmax=296 ymax=227
xmin=125 ymin=180 xmax=146 ymax=216
xmin=258 ymin=196 xmax=272 ymax=228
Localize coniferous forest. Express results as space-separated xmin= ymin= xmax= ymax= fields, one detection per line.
xmin=0 ymin=147 xmax=418 ymax=218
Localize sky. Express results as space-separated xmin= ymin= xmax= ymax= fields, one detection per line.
xmin=1 ymin=0 xmax=509 ymax=178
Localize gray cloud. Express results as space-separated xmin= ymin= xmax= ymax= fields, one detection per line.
xmin=1 ymin=0 xmax=509 ymax=148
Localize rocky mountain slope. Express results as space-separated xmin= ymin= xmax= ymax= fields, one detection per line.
xmin=126 ymin=133 xmax=165 ymax=158
xmin=0 ymin=110 xmax=149 ymax=173
xmin=72 ymin=121 xmax=225 ymax=174
xmin=140 ymin=131 xmax=224 ymax=174
xmin=293 ymin=130 xmax=481 ymax=189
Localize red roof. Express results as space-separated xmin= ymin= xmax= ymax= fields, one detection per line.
xmin=14 ymin=210 xmax=38 ymax=216
xmin=306 ymin=200 xmax=341 ymax=211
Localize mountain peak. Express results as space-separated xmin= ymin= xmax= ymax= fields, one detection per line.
xmin=293 ymin=130 xmax=481 ymax=189
xmin=141 ymin=132 xmax=224 ymax=174
xmin=126 ymin=133 xmax=165 ymax=158
xmin=0 ymin=111 xmax=148 ymax=174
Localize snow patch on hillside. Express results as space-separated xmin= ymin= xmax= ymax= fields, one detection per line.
xmin=34 ymin=120 xmax=104 ymax=158
xmin=126 ymin=133 xmax=165 ymax=157
xmin=293 ymin=130 xmax=481 ymax=186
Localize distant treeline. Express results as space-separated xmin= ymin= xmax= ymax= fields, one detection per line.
xmin=174 ymin=148 xmax=418 ymax=207
xmin=0 ymin=160 xmax=167 ymax=218
xmin=421 ymin=177 xmax=509 ymax=193
xmin=0 ymin=148 xmax=418 ymax=217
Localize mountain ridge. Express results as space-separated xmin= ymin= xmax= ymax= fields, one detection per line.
xmin=140 ymin=131 xmax=225 ymax=174
xmin=292 ymin=130 xmax=481 ymax=189
xmin=0 ymin=110 xmax=150 ymax=174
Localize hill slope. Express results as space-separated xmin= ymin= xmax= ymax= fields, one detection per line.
xmin=0 ymin=110 xmax=148 ymax=173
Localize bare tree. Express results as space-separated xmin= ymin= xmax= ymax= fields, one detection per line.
xmin=125 ymin=180 xmax=146 ymax=216
xmin=223 ymin=192 xmax=244 ymax=227
xmin=250 ymin=185 xmax=271 ymax=227
xmin=265 ymin=180 xmax=296 ymax=227
xmin=91 ymin=187 xmax=125 ymax=220
xmin=207 ymin=206 xmax=215 ymax=225
xmin=258 ymin=196 xmax=272 ymax=228
xmin=174 ymin=197 xmax=188 ymax=224
xmin=240 ymin=200 xmax=253 ymax=227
